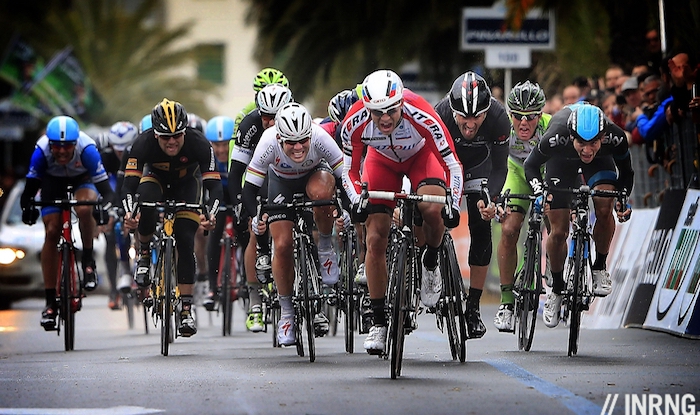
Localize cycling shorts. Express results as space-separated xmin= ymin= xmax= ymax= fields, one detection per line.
xmin=40 ymin=174 xmax=97 ymax=216
xmin=545 ymin=156 xmax=618 ymax=210
xmin=266 ymin=160 xmax=333 ymax=224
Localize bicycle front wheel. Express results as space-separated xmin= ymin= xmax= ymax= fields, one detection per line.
xmin=221 ymin=238 xmax=233 ymax=336
xmin=442 ymin=234 xmax=467 ymax=362
xmin=160 ymin=239 xmax=175 ymax=356
xmin=299 ymin=240 xmax=316 ymax=363
xmin=568 ymin=238 xmax=586 ymax=357
xmin=517 ymin=232 xmax=542 ymax=352
xmin=388 ymin=238 xmax=409 ymax=379
xmin=61 ymin=245 xmax=76 ymax=351
xmin=341 ymin=229 xmax=356 ymax=353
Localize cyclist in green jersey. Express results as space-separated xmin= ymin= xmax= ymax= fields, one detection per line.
xmin=494 ymin=81 xmax=552 ymax=332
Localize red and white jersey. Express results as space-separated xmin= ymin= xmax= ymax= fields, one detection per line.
xmin=340 ymin=89 xmax=463 ymax=210
xmin=244 ymin=123 xmax=343 ymax=187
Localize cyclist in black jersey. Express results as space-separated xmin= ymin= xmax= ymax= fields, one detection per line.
xmin=524 ymin=103 xmax=633 ymax=328
xmin=433 ymin=71 xmax=510 ymax=339
xmin=228 ymin=83 xmax=293 ymax=332
xmin=122 ymin=98 xmax=223 ymax=337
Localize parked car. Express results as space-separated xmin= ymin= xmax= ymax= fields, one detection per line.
xmin=0 ymin=180 xmax=107 ymax=309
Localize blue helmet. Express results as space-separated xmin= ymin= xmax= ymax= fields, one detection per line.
xmin=139 ymin=114 xmax=152 ymax=133
xmin=46 ymin=115 xmax=80 ymax=143
xmin=567 ymin=104 xmax=606 ymax=142
xmin=205 ymin=116 xmax=235 ymax=142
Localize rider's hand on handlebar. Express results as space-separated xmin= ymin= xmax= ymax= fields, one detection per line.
xmin=251 ymin=213 xmax=268 ymax=236
xmin=199 ymin=213 xmax=216 ymax=231
xmin=616 ymin=201 xmax=632 ymax=223
xmin=477 ymin=199 xmax=496 ymax=221
xmin=21 ymin=207 xmax=39 ymax=225
xmin=123 ymin=210 xmax=140 ymax=230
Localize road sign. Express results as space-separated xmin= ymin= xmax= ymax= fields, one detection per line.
xmin=460 ymin=6 xmax=555 ymax=51
xmin=485 ymin=47 xmax=531 ymax=69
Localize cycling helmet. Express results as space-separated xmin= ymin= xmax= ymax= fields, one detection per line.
xmin=187 ymin=113 xmax=207 ymax=132
xmin=449 ymin=71 xmax=492 ymax=117
xmin=256 ymin=84 xmax=293 ymax=116
xmin=205 ymin=116 xmax=235 ymax=142
xmin=507 ymin=81 xmax=546 ymax=113
xmin=139 ymin=114 xmax=152 ymax=133
xmin=46 ymin=115 xmax=80 ymax=143
xmin=275 ymin=102 xmax=313 ymax=142
xmin=108 ymin=121 xmax=138 ymax=150
xmin=567 ymin=104 xmax=606 ymax=141
xmin=361 ymin=69 xmax=404 ymax=111
xmin=328 ymin=88 xmax=359 ymax=123
xmin=94 ymin=131 xmax=110 ymax=150
xmin=252 ymin=68 xmax=289 ymax=92
xmin=151 ymin=98 xmax=188 ymax=135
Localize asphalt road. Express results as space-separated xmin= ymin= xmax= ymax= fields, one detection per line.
xmin=0 ymin=295 xmax=698 ymax=415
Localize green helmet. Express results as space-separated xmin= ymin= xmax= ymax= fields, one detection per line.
xmin=253 ymin=68 xmax=289 ymax=92
xmin=507 ymin=81 xmax=546 ymax=112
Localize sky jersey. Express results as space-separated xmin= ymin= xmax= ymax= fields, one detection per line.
xmin=244 ymin=123 xmax=344 ymax=188
xmin=27 ymin=131 xmax=108 ymax=183
xmin=341 ymin=89 xmax=463 ymax=210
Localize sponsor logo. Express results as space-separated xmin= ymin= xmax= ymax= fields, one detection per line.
xmin=152 ymin=162 xmax=170 ymax=171
xmin=126 ymin=158 xmax=137 ymax=169
xmin=272 ymin=194 xmax=285 ymax=204
xmin=602 ymin=133 xmax=625 ymax=147
xmin=302 ymin=159 xmax=314 ymax=167
xmin=601 ymin=393 xmax=697 ymax=415
xmin=548 ymin=133 xmax=569 ymax=147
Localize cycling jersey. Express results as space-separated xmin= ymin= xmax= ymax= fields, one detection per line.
xmin=228 ymin=100 xmax=257 ymax=167
xmin=434 ymin=96 xmax=510 ymax=195
xmin=121 ymin=127 xmax=223 ymax=209
xmin=229 ymin=109 xmax=265 ymax=198
xmin=524 ymin=105 xmax=634 ymax=203
xmin=241 ymin=123 xmax=343 ymax=216
xmin=341 ymin=89 xmax=463 ymax=211
xmin=508 ymin=113 xmax=552 ymax=165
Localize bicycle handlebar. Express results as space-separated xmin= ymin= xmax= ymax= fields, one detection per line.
xmin=364 ymin=190 xmax=448 ymax=205
xmin=30 ymin=199 xmax=103 ymax=208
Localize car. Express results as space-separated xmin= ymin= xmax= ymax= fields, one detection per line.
xmin=0 ymin=180 xmax=107 ymax=309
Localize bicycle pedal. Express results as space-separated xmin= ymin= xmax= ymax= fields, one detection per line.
xmin=41 ymin=321 xmax=58 ymax=331
xmin=497 ymin=328 xmax=515 ymax=333
xmin=143 ymin=297 xmax=154 ymax=308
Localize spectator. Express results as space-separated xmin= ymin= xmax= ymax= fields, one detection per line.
xmin=640 ymin=75 xmax=662 ymax=108
xmin=621 ymin=77 xmax=643 ymax=134
xmin=573 ymin=76 xmax=593 ymax=99
xmin=601 ymin=91 xmax=625 ymax=129
xmin=604 ymin=65 xmax=625 ymax=92
xmin=562 ymin=84 xmax=582 ymax=105
xmin=543 ymin=93 xmax=564 ymax=115
xmin=645 ymin=29 xmax=663 ymax=75
xmin=615 ymin=75 xmax=630 ymax=95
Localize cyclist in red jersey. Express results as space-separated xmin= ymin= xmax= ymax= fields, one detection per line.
xmin=341 ymin=69 xmax=463 ymax=355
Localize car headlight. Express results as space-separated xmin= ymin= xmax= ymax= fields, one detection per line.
xmin=0 ymin=248 xmax=26 ymax=265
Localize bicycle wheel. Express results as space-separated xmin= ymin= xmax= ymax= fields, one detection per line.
xmin=517 ymin=232 xmax=542 ymax=352
xmin=342 ymin=229 xmax=356 ymax=353
xmin=61 ymin=245 xmax=76 ymax=351
xmin=123 ymin=292 xmax=135 ymax=329
xmin=388 ymin=238 xmax=409 ymax=379
xmin=442 ymin=234 xmax=467 ymax=362
xmin=568 ymin=238 xmax=586 ymax=357
xmin=161 ymin=239 xmax=175 ymax=356
xmin=299 ymin=240 xmax=316 ymax=363
xmin=221 ymin=238 xmax=233 ymax=336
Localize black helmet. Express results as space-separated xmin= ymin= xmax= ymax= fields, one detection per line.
xmin=152 ymin=98 xmax=188 ymax=135
xmin=449 ymin=71 xmax=492 ymax=117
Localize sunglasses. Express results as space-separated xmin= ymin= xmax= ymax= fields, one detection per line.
xmin=370 ymin=106 xmax=400 ymax=118
xmin=283 ymin=136 xmax=310 ymax=146
xmin=49 ymin=141 xmax=76 ymax=149
xmin=260 ymin=113 xmax=275 ymax=122
xmin=156 ymin=132 xmax=184 ymax=141
xmin=510 ymin=111 xmax=541 ymax=121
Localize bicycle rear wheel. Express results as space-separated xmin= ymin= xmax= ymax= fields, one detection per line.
xmin=61 ymin=245 xmax=76 ymax=351
xmin=388 ymin=238 xmax=409 ymax=379
xmin=568 ymin=238 xmax=585 ymax=357
xmin=442 ymin=234 xmax=467 ymax=362
xmin=517 ymin=233 xmax=542 ymax=352
xmin=221 ymin=238 xmax=233 ymax=336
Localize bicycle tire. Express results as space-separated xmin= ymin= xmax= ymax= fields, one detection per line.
xmin=568 ymin=238 xmax=585 ymax=357
xmin=389 ymin=238 xmax=409 ymax=379
xmin=517 ymin=231 xmax=542 ymax=352
xmin=161 ymin=238 xmax=175 ymax=356
xmin=342 ymin=228 xmax=356 ymax=353
xmin=124 ymin=292 xmax=135 ymax=329
xmin=61 ymin=245 xmax=75 ymax=351
xmin=300 ymin=240 xmax=316 ymax=363
xmin=442 ymin=234 xmax=467 ymax=362
xmin=221 ymin=237 xmax=233 ymax=336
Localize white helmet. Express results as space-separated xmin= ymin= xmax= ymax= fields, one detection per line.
xmin=361 ymin=69 xmax=404 ymax=111
xmin=275 ymin=102 xmax=312 ymax=142
xmin=256 ymin=84 xmax=293 ymax=116
xmin=108 ymin=121 xmax=138 ymax=151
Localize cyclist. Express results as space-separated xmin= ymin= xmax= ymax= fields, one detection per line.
xmin=241 ymin=102 xmax=343 ymax=346
xmin=227 ymin=83 xmax=293 ymax=332
xmin=20 ymin=115 xmax=117 ymax=330
xmin=493 ymin=81 xmax=552 ymax=332
xmin=433 ymin=71 xmax=510 ymax=339
xmin=342 ymin=69 xmax=463 ymax=355
xmin=230 ymin=67 xmax=289 ymax=164
xmin=122 ymin=98 xmax=223 ymax=337
xmin=524 ymin=103 xmax=633 ymax=328
xmin=101 ymin=121 xmax=139 ymax=310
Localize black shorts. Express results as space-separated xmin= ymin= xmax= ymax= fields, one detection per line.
xmin=266 ymin=161 xmax=332 ymax=224
xmin=545 ymin=156 xmax=618 ymax=209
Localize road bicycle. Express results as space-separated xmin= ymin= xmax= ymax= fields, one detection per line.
xmin=359 ymin=186 xmax=456 ymax=378
xmin=133 ymin=199 xmax=208 ymax=356
xmin=498 ymin=190 xmax=548 ymax=351
xmin=30 ymin=186 xmax=104 ymax=351
xmin=558 ymin=180 xmax=627 ymax=356
xmin=336 ymin=222 xmax=359 ymax=353
xmin=214 ymin=205 xmax=245 ymax=336
xmin=261 ymin=194 xmax=341 ymax=362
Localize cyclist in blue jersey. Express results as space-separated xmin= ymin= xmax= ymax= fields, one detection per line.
xmin=20 ymin=115 xmax=117 ymax=330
